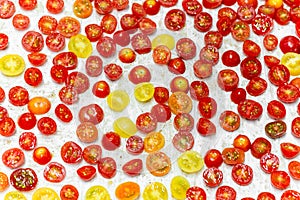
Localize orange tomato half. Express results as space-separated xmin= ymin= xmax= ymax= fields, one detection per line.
xmin=265 ymin=0 xmax=283 ymax=9
xmin=28 ymin=96 xmax=51 ymax=115
xmin=0 ymin=172 xmax=9 ymax=192
xmin=115 ymin=181 xmax=140 ymax=200
xmin=73 ymin=0 xmax=93 ymax=19
xmin=144 ymin=131 xmax=165 ymax=153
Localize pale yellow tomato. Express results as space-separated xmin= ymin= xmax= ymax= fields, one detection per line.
xmin=143 ymin=182 xmax=168 ymax=200
xmin=85 ymin=185 xmax=110 ymax=200
xmin=107 ymin=90 xmax=130 ymax=112
xmin=4 ymin=191 xmax=27 ymax=200
xmin=170 ymin=176 xmax=190 ymax=200
xmin=113 ymin=117 xmax=137 ymax=138
xmin=177 ymin=150 xmax=204 ymax=173
xmin=32 ymin=187 xmax=59 ymax=200
xmin=68 ymin=34 xmax=93 ymax=58
xmin=152 ymin=34 xmax=175 ymax=50
xmin=0 ymin=54 xmax=25 ymax=76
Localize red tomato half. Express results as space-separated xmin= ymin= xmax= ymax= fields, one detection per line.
xmin=164 ymin=9 xmax=186 ymax=31
xmin=271 ymin=170 xmax=290 ymax=190
xmin=43 ymin=162 xmax=66 ymax=183
xmin=2 ymin=148 xmax=25 ymax=169
xmin=61 ymin=141 xmax=82 ymax=164
xmin=97 ymin=157 xmax=117 ymax=179
xmin=231 ymin=163 xmax=253 ymax=185
xmin=216 ymin=186 xmax=236 ymax=200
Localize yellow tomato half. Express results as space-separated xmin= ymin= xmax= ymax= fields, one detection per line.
xmin=142 ymin=182 xmax=168 ymax=200
xmin=107 ymin=90 xmax=130 ymax=112
xmin=281 ymin=52 xmax=300 ymax=76
xmin=177 ymin=150 xmax=204 ymax=173
xmin=152 ymin=34 xmax=175 ymax=50
xmin=85 ymin=185 xmax=111 ymax=200
xmin=134 ymin=82 xmax=154 ymax=102
xmin=32 ymin=187 xmax=59 ymax=200
xmin=0 ymin=54 xmax=25 ymax=76
xmin=68 ymin=34 xmax=93 ymax=58
xmin=170 ymin=176 xmax=190 ymax=200
xmin=113 ymin=117 xmax=137 ymax=138
xmin=4 ymin=191 xmax=27 ymax=200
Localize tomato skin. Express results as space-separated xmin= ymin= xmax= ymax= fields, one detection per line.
xmin=118 ymin=48 xmax=136 ymax=64
xmin=101 ymin=131 xmax=121 ymax=151
xmin=251 ymin=137 xmax=272 ymax=159
xmin=204 ymin=149 xmax=223 ymax=168
xmin=122 ymin=158 xmax=143 ymax=176
xmin=233 ymin=134 xmax=251 ymax=152
xmin=97 ymin=157 xmax=117 ymax=179
xmin=221 ymin=50 xmax=240 ymax=67
xmin=10 ymin=168 xmax=38 ymax=191
xmin=17 ymin=112 xmax=37 ymax=130
xmin=60 ymin=185 xmax=79 ymax=200
xmin=0 ymin=117 xmax=16 ymax=137
xmin=77 ymin=165 xmax=96 ymax=181
xmin=19 ymin=132 xmax=37 ymax=151
xmin=2 ymin=148 xmax=25 ymax=169
xmin=33 ymin=146 xmax=52 ymax=165
xmin=113 ymin=30 xmax=130 ymax=47
xmin=143 ymin=0 xmax=161 ymax=15
xmin=61 ymin=141 xmax=82 ymax=164
xmin=271 ymin=170 xmax=291 ymax=190
xmin=215 ymin=185 xmax=236 ymax=200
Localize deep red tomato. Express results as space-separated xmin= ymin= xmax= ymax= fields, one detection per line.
xmin=120 ymin=14 xmax=139 ymax=34
xmin=204 ymin=149 xmax=223 ymax=168
xmin=143 ymin=0 xmax=161 ymax=15
xmin=164 ymin=9 xmax=186 ymax=31
xmin=268 ymin=64 xmax=290 ymax=86
xmin=38 ymin=15 xmax=57 ymax=35
xmin=257 ymin=192 xmax=275 ymax=200
xmin=218 ymin=7 xmax=237 ymax=21
xmin=82 ymin=144 xmax=102 ymax=165
xmin=37 ymin=117 xmax=57 ymax=135
xmin=264 ymin=55 xmax=280 ymax=68
xmin=279 ymin=35 xmax=300 ymax=54
xmin=46 ymin=32 xmax=66 ymax=52
xmin=232 ymin=134 xmax=251 ymax=152
xmin=199 ymin=45 xmax=219 ymax=65
xmin=221 ymin=50 xmax=240 ymax=67
xmin=150 ymin=103 xmax=171 ymax=123
xmin=215 ymin=185 xmax=236 ymax=200
xmin=240 ymin=56 xmax=262 ymax=80
xmin=203 ymin=167 xmax=223 ymax=188
xmin=19 ymin=132 xmax=37 ymax=151
xmin=59 ymin=86 xmax=78 ymax=105
xmin=55 ymin=104 xmax=73 ymax=123
xmin=263 ymin=34 xmax=278 ymax=51
xmin=94 ymin=0 xmax=113 ymax=15
xmin=196 ymin=117 xmax=216 ymax=136
xmin=112 ymin=0 xmax=129 ymax=10
xmin=61 ymin=141 xmax=82 ymax=164
xmin=186 ymin=186 xmax=206 ymax=200
xmin=60 ymin=185 xmax=79 ymax=200
xmin=260 ymin=152 xmax=279 ymax=174
xmin=96 ymin=36 xmax=116 ymax=58
xmin=203 ymin=0 xmax=222 ymax=8
xmin=92 ymin=80 xmax=110 ymax=98
xmin=24 ymin=67 xmax=43 ymax=87
xmin=101 ymin=14 xmax=117 ymax=34
xmin=267 ymin=100 xmax=286 ymax=120
xmin=243 ymin=40 xmax=261 ymax=57
xmin=85 ymin=24 xmax=102 ymax=42
xmin=251 ymin=15 xmax=273 ymax=36
xmin=46 ymin=0 xmax=64 ymax=14
xmin=0 ymin=0 xmax=16 ymax=19
xmin=2 ymin=148 xmax=25 ymax=169
xmin=237 ymin=5 xmax=256 ymax=23
xmin=138 ymin=17 xmax=157 ymax=35
xmin=159 ymin=0 xmax=178 ymax=7
xmin=290 ymin=5 xmax=300 ymax=23
xmin=198 ymin=97 xmax=217 ymax=119
xmin=231 ymin=163 xmax=253 ymax=185
xmin=8 ymin=86 xmax=29 ymax=106
xmin=77 ymin=165 xmax=96 ymax=181
xmin=27 ymin=52 xmax=47 ymax=67
xmin=132 ymin=2 xmax=146 ymax=18
xmin=280 ymin=142 xmax=300 ymax=158
xmin=104 ymin=63 xmax=123 ymax=81
xmin=124 ymin=135 xmax=144 ymax=156
xmin=176 ymin=38 xmax=197 ymax=60
xmin=190 ymin=80 xmax=209 ymax=101
xmin=251 ymin=137 xmax=272 ymax=159
xmin=85 ymin=55 xmax=103 ymax=77
xmin=281 ymin=190 xmax=300 ymax=200
xmin=217 ymin=69 xmax=239 ymax=92
xmin=76 ymin=122 xmax=98 ymax=143
xmin=98 ymin=157 xmax=117 ymax=179
xmin=288 ymin=161 xmax=300 ymax=180
xmin=21 ymin=31 xmax=44 ymax=52
xmin=246 ymin=77 xmax=267 ymax=96
xmin=50 ymin=65 xmax=68 ymax=84
xmin=222 ymin=147 xmax=245 ymax=165
xmin=33 ymin=146 xmax=52 ymax=165
xmin=122 ymin=158 xmax=143 ymax=177
xmin=271 ymin=170 xmax=291 ymax=190
xmin=172 ymin=131 xmax=194 ymax=152
xmin=152 ymin=45 xmax=171 ymax=64
xmin=194 ymin=12 xmax=213 ymax=32
xmin=193 ymin=59 xmax=213 ymax=78
xmin=131 ymin=33 xmax=151 ymax=54
xmin=0 ymin=33 xmax=8 ymax=50
xmin=292 ymin=117 xmax=300 ymax=138
xmin=173 ymin=112 xmax=194 ymax=132
xmin=12 ymin=14 xmax=30 ymax=30
xmin=10 ymin=168 xmax=38 ymax=191
xmin=136 ymin=112 xmax=157 ymax=134
xmin=101 ymin=131 xmax=121 ymax=151
xmin=277 ymin=84 xmax=299 ymax=103
xmin=204 ymin=31 xmax=223 ymax=49
xmin=57 ymin=16 xmax=80 ymax=38
xmin=43 ymin=162 xmax=66 ymax=183
xmin=65 ymin=71 xmax=90 ymax=94
xmin=237 ymin=99 xmax=263 ymax=120
xmin=231 ymin=20 xmax=250 ymax=41
xmin=219 ymin=110 xmax=240 ymax=132
xmin=78 ymin=103 xmax=104 ymax=125
xmin=170 ymin=75 xmax=189 ymax=93
xmin=18 ymin=112 xmax=36 ymax=130
xmin=216 ymin=17 xmax=232 ymax=36
xmin=275 ymin=7 xmax=290 ymax=26
xmin=237 ymin=0 xmax=258 ymax=8
xmin=182 ymin=0 xmax=202 ymax=16
xmin=128 ymin=65 xmax=151 ymax=85
xmin=168 ymin=57 xmax=186 ymax=75
xmin=53 ymin=51 xmax=78 ymax=71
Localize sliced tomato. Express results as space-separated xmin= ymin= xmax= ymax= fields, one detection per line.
xmin=280 ymin=142 xmax=300 ymax=159
xmin=260 ymin=152 xmax=279 ymax=174
xmin=77 ymin=165 xmax=96 ymax=181
xmin=122 ymin=158 xmax=143 ymax=177
xmin=222 ymin=147 xmax=245 ymax=165
xmin=288 ymin=161 xmax=300 ymax=180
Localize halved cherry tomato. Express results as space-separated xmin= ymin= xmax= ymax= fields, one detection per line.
xmin=2 ymin=148 xmax=25 ymax=169
xmin=204 ymin=149 xmax=223 ymax=168
xmin=215 ymin=185 xmax=236 ymax=200
xmin=83 ymin=144 xmax=102 ymax=165
xmin=143 ymin=0 xmax=161 ymax=15
xmin=19 ymin=132 xmax=37 ymax=151
xmin=27 ymin=52 xmax=47 ymax=67
xmin=101 ymin=14 xmax=117 ymax=34
xmin=0 ymin=172 xmax=8 ymax=192
xmin=143 ymin=182 xmax=168 ymax=200
xmin=122 ymin=158 xmax=143 ymax=177
xmin=152 ymin=45 xmax=171 ymax=64
xmin=78 ymin=104 xmax=104 ymax=125
xmin=77 ymin=165 xmax=96 ymax=181
xmin=231 ymin=20 xmax=250 ymax=41
xmin=38 ymin=15 xmax=57 ymax=35
xmin=263 ymin=34 xmax=278 ymax=51
xmin=10 ymin=168 xmax=38 ymax=191
xmin=204 ymin=30 xmax=223 ymax=49
xmin=271 ymin=170 xmax=290 ymax=190
xmin=186 ymin=186 xmax=206 ymax=200
xmin=237 ymin=99 xmax=263 ymax=120
xmin=0 ymin=33 xmax=8 ymax=50
xmin=221 ymin=50 xmax=240 ymax=67
xmin=61 ymin=141 xmax=82 ymax=164
xmin=146 ymin=151 xmax=171 ymax=177
xmin=22 ymin=31 xmax=44 ymax=53
xmin=134 ymin=82 xmax=154 ymax=102
xmin=251 ymin=137 xmax=272 ymax=159
xmin=46 ymin=32 xmax=66 ymax=52
xmin=76 ymin=122 xmax=98 ymax=143
xmin=231 ymin=163 xmax=253 ymax=185
xmin=12 ymin=14 xmax=30 ymax=30
xmin=115 ymin=181 xmax=140 ymax=200
xmin=85 ymin=24 xmax=102 ymax=42
xmin=101 ymin=131 xmax=121 ymax=151
xmin=194 ymin=12 xmax=213 ymax=32
xmin=53 ymin=51 xmax=78 ymax=71
xmin=136 ymin=112 xmax=157 ymax=134
xmin=288 ymin=161 xmax=300 ymax=180
xmin=172 ymin=131 xmax=194 ymax=152
xmin=60 ymin=185 xmax=79 ymax=200
xmin=190 ymin=81 xmax=209 ymax=101
xmin=198 ymin=97 xmax=217 ymax=119
xmin=46 ymin=0 xmax=64 ymax=14
xmin=73 ymin=0 xmax=93 ymax=19
xmin=277 ymin=83 xmax=299 ymax=103
xmin=126 ymin=135 xmax=144 ymax=155
xmin=182 ymin=0 xmax=202 ymax=16
xmin=265 ymin=120 xmax=287 ymax=139
xmin=17 ymin=112 xmax=36 ymax=130
xmin=222 ymin=147 xmax=245 ymax=165
xmin=55 ymin=103 xmax=73 ymax=123
xmin=57 ymin=16 xmax=80 ymax=38
xmin=0 ymin=54 xmax=25 ymax=77
xmin=203 ymin=167 xmax=223 ymax=187
xmin=219 ymin=110 xmax=240 ymax=132
xmin=233 ymin=134 xmax=251 ymax=152
xmin=0 ymin=0 xmax=16 ymax=19
xmin=173 ymin=113 xmax=194 ymax=132
xmin=43 ymin=162 xmax=66 ymax=183
xmin=85 ymin=55 xmax=103 ymax=77
xmin=170 ymin=176 xmax=190 ymax=200
xmin=97 ymin=157 xmax=117 ymax=179
xmin=257 ymin=192 xmax=275 ymax=200
xmin=281 ymin=52 xmax=300 ymax=76
xmin=240 ymin=56 xmax=262 ymax=80
xmin=68 ymin=34 xmax=92 ymax=58
xmin=197 ymin=117 xmax=216 ymax=136
xmin=292 ymin=117 xmax=300 ymax=138
xmin=94 ymin=0 xmax=113 ymax=15
xmin=164 ymin=9 xmax=186 ymax=31
xmin=268 ymin=64 xmax=290 ymax=86
xmin=131 ymin=33 xmax=152 ymax=54
xmin=199 ymin=45 xmax=219 ymax=65
xmin=217 ymin=69 xmax=239 ymax=92
xmin=97 ymin=36 xmax=116 ymax=58
xmin=281 ymin=190 xmax=300 ymax=200
xmin=128 ymin=65 xmax=151 ymax=85
xmin=267 ymin=100 xmax=286 ymax=120
xmin=280 ymin=142 xmax=300 ymax=159
xmin=144 ymin=131 xmax=165 ymax=153
xmin=177 ymin=150 xmax=204 ymax=173
xmin=260 ymin=152 xmax=279 ymax=174
xmin=0 ymin=117 xmax=16 ymax=137
xmin=139 ymin=17 xmax=157 ymax=35
xmin=33 ymin=146 xmax=52 ymax=165
xmin=168 ymin=91 xmax=193 ymax=115
xmin=37 ymin=117 xmax=57 ymax=135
